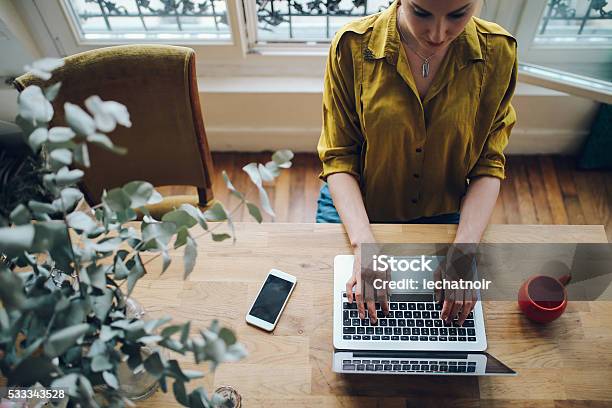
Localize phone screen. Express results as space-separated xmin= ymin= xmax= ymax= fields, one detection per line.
xmin=249 ymin=274 xmax=295 ymax=324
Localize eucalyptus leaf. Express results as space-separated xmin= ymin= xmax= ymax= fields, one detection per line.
xmin=258 ymin=163 xmax=275 ymax=182
xmin=141 ymin=221 xmax=176 ymax=247
xmin=0 ymin=224 xmax=35 ymax=256
xmin=44 ymin=323 xmax=90 ymax=358
xmin=66 ymin=211 xmax=97 ymax=234
xmin=218 ymin=327 xmax=236 ymax=346
xmin=64 ymin=102 xmax=96 ymax=136
xmin=127 ymin=254 xmax=145 ymax=297
xmin=73 ymin=143 xmax=90 ymax=167
xmin=48 ymin=127 xmax=76 ymax=143
xmin=28 ymin=127 xmax=48 ymax=151
xmin=60 ymin=188 xmax=84 ymax=210
xmin=272 ymin=149 xmax=294 ymax=168
xmin=222 ymin=170 xmax=244 ymax=200
xmin=114 ymin=256 xmax=129 ymax=280
xmin=242 ymin=162 xmax=262 ymax=187
xmin=24 ymin=58 xmax=64 ymax=80
xmin=49 ymin=148 xmax=73 ymax=166
xmin=178 ymin=204 xmax=207 ymax=230
xmin=90 ymin=354 xmax=113 ymax=372
xmin=18 ymin=86 xmax=54 ymax=125
xmin=246 ymin=202 xmax=262 ymax=223
xmin=211 ymin=233 xmax=231 ymax=242
xmin=162 ymin=249 xmax=171 ymax=274
xmin=87 ymin=133 xmax=127 ymax=155
xmin=203 ymin=202 xmax=227 ymax=222
xmin=122 ymin=181 xmax=154 ymax=208
xmin=86 ymin=339 xmax=107 ymax=357
xmin=44 ymin=82 xmax=62 ymax=101
xmin=28 ymin=200 xmax=55 ymax=214
xmin=174 ymin=227 xmax=188 ymax=249
xmin=173 ymin=380 xmax=189 ymax=406
xmin=162 ymin=209 xmax=197 ymax=230
xmin=102 ymin=371 xmax=119 ymax=389
xmin=9 ymin=204 xmax=32 ymax=225
xmin=264 ymin=160 xmax=280 ymax=177
xmin=55 ymin=167 xmax=84 ymax=186
xmin=100 ymin=325 xmax=120 ymax=342
xmin=85 ymin=95 xmax=131 ymax=132
xmin=256 ymin=184 xmax=275 ymax=218
xmin=51 ymin=373 xmax=79 ymax=397
xmin=103 ymin=188 xmax=131 ymax=212
xmin=143 ymin=351 xmax=164 ymax=378
xmin=183 ymin=235 xmax=197 ymax=279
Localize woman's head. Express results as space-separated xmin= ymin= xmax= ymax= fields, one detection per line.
xmin=398 ymin=0 xmax=481 ymax=52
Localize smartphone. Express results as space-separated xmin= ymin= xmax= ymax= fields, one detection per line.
xmin=246 ymin=269 xmax=297 ymax=331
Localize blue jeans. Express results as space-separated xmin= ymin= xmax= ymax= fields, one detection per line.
xmin=316 ymin=183 xmax=460 ymax=224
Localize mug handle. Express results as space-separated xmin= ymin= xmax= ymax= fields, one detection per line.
xmin=559 ymin=274 xmax=572 ymax=286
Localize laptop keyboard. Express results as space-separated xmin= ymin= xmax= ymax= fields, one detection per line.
xmin=341 ymin=358 xmax=477 ymax=373
xmin=341 ymin=293 xmax=477 ymax=342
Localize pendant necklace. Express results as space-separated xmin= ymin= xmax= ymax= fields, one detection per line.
xmin=397 ymin=8 xmax=439 ymax=78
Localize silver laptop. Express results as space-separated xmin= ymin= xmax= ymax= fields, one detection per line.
xmin=332 ymin=255 xmax=515 ymax=376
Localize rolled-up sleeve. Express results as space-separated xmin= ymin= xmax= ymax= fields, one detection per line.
xmin=468 ymin=40 xmax=518 ymax=180
xmin=317 ymin=32 xmax=363 ymax=182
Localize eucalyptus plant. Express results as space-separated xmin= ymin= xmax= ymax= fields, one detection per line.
xmin=0 ymin=58 xmax=293 ymax=407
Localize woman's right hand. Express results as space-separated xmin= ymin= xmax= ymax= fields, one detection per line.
xmin=346 ymin=244 xmax=390 ymax=325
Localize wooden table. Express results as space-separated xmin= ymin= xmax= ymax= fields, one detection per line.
xmin=135 ymin=223 xmax=612 ymax=407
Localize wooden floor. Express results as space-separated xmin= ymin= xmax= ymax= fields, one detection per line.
xmin=162 ymin=153 xmax=612 ymax=241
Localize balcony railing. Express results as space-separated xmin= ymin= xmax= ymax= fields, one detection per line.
xmin=66 ymin=0 xmax=231 ymax=41
xmin=256 ymin=0 xmax=392 ymax=42
xmin=536 ymin=0 xmax=612 ymax=43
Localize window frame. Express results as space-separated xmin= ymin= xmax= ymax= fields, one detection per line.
xmin=511 ymin=0 xmax=611 ymax=64
xmin=16 ymin=0 xmax=612 ymax=81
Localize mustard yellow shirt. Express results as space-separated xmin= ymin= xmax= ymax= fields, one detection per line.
xmin=317 ymin=0 xmax=518 ymax=223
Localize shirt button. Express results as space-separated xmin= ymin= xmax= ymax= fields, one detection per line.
xmin=416 ymin=147 xmax=422 ymax=153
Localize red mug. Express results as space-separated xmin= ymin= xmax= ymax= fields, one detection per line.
xmin=518 ymin=274 xmax=571 ymax=323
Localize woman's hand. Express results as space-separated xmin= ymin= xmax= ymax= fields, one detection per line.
xmin=434 ymin=243 xmax=478 ymax=325
xmin=346 ymin=244 xmax=390 ymax=325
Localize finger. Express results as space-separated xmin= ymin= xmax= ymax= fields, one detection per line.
xmin=346 ymin=278 xmax=355 ymax=304
xmin=380 ymin=289 xmax=390 ymax=316
xmin=450 ymin=299 xmax=463 ymax=322
xmin=441 ymin=297 xmax=453 ymax=321
xmin=458 ymin=300 xmax=474 ymax=325
xmin=367 ymin=300 xmax=377 ymax=325
xmin=355 ymin=281 xmax=365 ymax=319
xmin=433 ymin=266 xmax=443 ymax=303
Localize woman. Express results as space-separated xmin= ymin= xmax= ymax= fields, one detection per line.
xmin=316 ymin=0 xmax=517 ymax=325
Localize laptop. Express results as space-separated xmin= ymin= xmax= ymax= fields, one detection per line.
xmin=332 ymin=255 xmax=516 ymax=376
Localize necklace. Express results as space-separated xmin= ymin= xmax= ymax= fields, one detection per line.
xmin=396 ymin=7 xmax=440 ymax=78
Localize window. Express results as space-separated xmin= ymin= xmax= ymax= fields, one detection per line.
xmin=63 ymin=0 xmax=232 ymax=42
xmin=513 ymin=0 xmax=612 ymax=82
xmin=17 ymin=0 xmax=612 ymax=88
xmin=253 ymin=0 xmax=391 ymax=43
xmin=534 ymin=0 xmax=612 ymax=45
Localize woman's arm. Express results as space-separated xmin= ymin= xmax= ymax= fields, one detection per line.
xmin=440 ymin=175 xmax=500 ymax=324
xmin=455 ymin=176 xmax=501 ymax=243
xmin=327 ymin=173 xmax=387 ymax=324
xmin=327 ymin=173 xmax=373 ymax=248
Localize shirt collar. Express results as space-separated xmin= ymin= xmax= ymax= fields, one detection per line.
xmin=365 ymin=0 xmax=484 ymax=67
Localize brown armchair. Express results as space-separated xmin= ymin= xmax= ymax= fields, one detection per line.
xmin=14 ymin=44 xmax=214 ymax=218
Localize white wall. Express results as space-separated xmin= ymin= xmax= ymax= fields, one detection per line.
xmin=198 ymin=78 xmax=600 ymax=154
